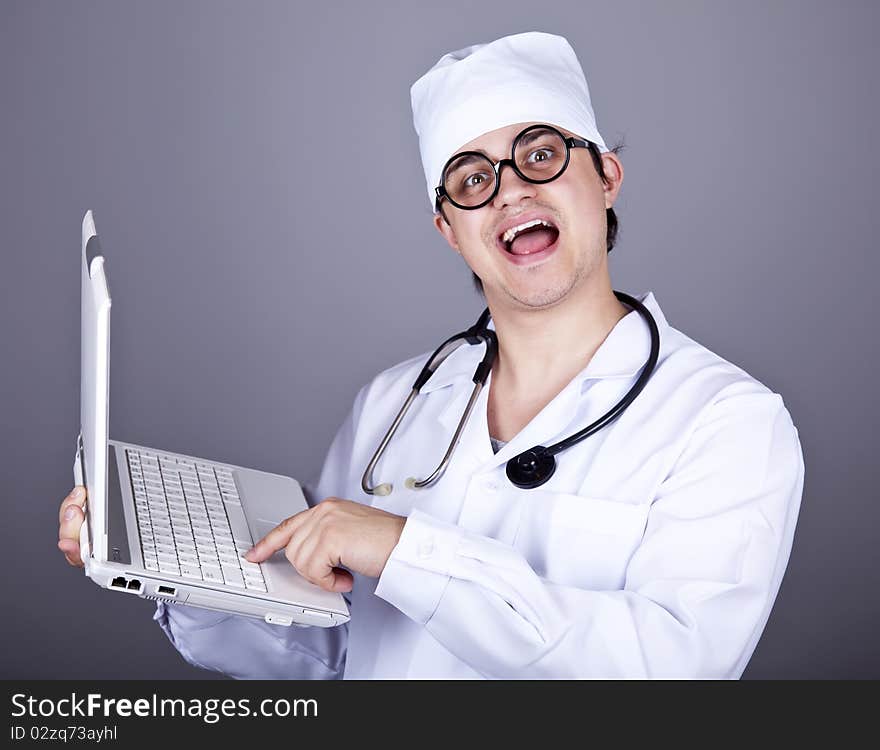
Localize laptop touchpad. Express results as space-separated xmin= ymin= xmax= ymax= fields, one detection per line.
xmin=252 ymin=519 xmax=283 ymax=545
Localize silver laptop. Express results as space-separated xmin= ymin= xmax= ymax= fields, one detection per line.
xmin=74 ymin=210 xmax=349 ymax=628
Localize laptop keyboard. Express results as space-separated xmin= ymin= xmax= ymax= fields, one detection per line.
xmin=125 ymin=448 xmax=267 ymax=592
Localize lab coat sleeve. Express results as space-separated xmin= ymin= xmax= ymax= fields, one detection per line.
xmin=152 ymin=384 xmax=371 ymax=679
xmin=374 ymin=390 xmax=805 ymax=678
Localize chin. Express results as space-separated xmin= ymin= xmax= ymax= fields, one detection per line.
xmin=503 ymin=280 xmax=575 ymax=310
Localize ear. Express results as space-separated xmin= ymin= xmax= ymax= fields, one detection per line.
xmin=599 ymin=152 xmax=624 ymax=209
xmin=433 ymin=211 xmax=461 ymax=254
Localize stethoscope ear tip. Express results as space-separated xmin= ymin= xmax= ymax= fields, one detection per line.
xmin=374 ymin=483 xmax=393 ymax=497
xmin=404 ymin=478 xmax=417 ymax=490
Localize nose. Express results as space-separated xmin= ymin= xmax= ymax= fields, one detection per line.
xmin=492 ymin=160 xmax=537 ymax=209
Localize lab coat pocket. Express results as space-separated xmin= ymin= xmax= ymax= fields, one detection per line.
xmin=513 ymin=492 xmax=650 ymax=591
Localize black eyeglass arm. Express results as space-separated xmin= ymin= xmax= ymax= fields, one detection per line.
xmin=567 ymin=137 xmax=590 ymax=149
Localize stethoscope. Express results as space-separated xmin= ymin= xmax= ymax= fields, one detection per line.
xmin=361 ymin=290 xmax=660 ymax=496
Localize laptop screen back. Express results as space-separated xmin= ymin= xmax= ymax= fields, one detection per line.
xmin=80 ymin=210 xmax=111 ymax=562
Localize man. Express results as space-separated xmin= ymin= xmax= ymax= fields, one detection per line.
xmin=57 ymin=32 xmax=805 ymax=678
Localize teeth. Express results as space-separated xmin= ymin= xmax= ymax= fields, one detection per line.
xmin=502 ymin=219 xmax=553 ymax=245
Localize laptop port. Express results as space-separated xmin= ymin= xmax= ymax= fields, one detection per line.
xmin=127 ymin=579 xmax=141 ymax=591
xmin=111 ymin=576 xmax=127 ymax=589
xmin=157 ymin=585 xmax=177 ymax=596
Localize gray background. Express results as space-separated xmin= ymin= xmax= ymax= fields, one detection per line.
xmin=1 ymin=0 xmax=877 ymax=679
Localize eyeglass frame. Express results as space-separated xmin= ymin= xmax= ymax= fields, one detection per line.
xmin=433 ymin=123 xmax=597 ymax=214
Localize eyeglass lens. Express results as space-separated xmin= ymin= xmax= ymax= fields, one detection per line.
xmin=442 ymin=127 xmax=568 ymax=208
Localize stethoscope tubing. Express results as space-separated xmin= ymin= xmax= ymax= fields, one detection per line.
xmin=361 ymin=290 xmax=659 ymax=495
xmin=545 ymin=291 xmax=659 ymax=457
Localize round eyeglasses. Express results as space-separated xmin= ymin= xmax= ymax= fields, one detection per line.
xmin=434 ymin=124 xmax=595 ymax=213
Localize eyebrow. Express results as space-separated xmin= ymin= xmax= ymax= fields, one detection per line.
xmin=449 ymin=127 xmax=561 ymax=165
xmin=446 ymin=153 xmax=490 ymax=170
xmin=516 ymin=127 xmax=557 ymax=148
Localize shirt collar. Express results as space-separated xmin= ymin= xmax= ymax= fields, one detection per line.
xmin=420 ymin=290 xmax=668 ymax=395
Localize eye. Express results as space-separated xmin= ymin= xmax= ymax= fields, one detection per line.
xmin=526 ymin=148 xmax=554 ymax=164
xmin=463 ymin=172 xmax=490 ymax=189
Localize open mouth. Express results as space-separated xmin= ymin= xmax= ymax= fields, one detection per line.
xmin=496 ymin=217 xmax=561 ymax=257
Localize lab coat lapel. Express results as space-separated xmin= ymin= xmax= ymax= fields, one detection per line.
xmin=436 ymin=369 xmax=495 ymax=469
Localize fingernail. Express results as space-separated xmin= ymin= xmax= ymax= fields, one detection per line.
xmin=242 ymin=549 xmax=254 ymax=561
xmin=64 ymin=506 xmax=78 ymax=521
xmin=71 ymin=487 xmax=82 ymax=499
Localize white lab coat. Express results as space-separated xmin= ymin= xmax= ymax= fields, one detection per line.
xmin=154 ymin=291 xmax=805 ymax=678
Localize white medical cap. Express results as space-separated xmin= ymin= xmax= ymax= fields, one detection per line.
xmin=410 ymin=31 xmax=609 ymax=212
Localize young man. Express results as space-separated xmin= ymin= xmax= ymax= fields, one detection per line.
xmin=58 ymin=32 xmax=805 ymax=678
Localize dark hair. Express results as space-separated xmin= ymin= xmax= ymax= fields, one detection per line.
xmin=438 ymin=139 xmax=626 ymax=296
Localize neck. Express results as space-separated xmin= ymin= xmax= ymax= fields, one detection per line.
xmin=486 ymin=276 xmax=630 ymax=397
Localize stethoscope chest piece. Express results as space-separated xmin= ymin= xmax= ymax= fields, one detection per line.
xmin=506 ymin=446 xmax=557 ymax=489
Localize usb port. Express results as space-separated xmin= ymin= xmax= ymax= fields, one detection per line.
xmin=157 ymin=585 xmax=176 ymax=596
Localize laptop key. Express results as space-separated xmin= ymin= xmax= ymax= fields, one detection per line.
xmin=223 ymin=503 xmax=251 ymax=544
xmin=241 ymin=563 xmax=263 ymax=578
xmin=225 ymin=577 xmax=246 ymax=589
xmin=179 ymin=565 xmax=202 ymax=580
xmin=202 ymin=567 xmax=223 ymax=583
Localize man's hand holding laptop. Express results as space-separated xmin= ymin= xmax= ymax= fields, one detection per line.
xmin=58 ymin=486 xmax=87 ymax=567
